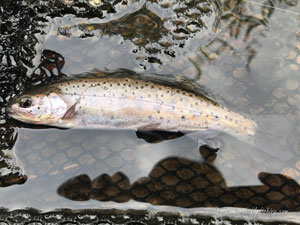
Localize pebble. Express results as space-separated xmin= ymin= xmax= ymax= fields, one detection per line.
xmin=231 ymin=39 xmax=244 ymax=50
xmin=32 ymin=141 xmax=47 ymax=151
xmin=106 ymin=155 xmax=124 ymax=169
xmin=94 ymin=147 xmax=111 ymax=159
xmin=297 ymin=56 xmax=300 ymax=64
xmin=287 ymin=50 xmax=297 ymax=60
xmin=78 ymin=154 xmax=95 ymax=165
xmin=57 ymin=139 xmax=72 ymax=150
xmin=290 ymin=64 xmax=299 ymax=71
xmin=94 ymin=163 xmax=110 ymax=174
xmin=233 ymin=67 xmax=246 ymax=78
xmin=285 ymin=80 xmax=300 ymax=91
xmin=82 ymin=138 xmax=101 ymax=150
xmin=52 ymin=153 xmax=68 ymax=165
xmin=274 ymin=102 xmax=289 ymax=114
xmin=66 ymin=146 xmax=82 ymax=158
xmin=272 ymin=88 xmax=286 ymax=99
xmin=287 ymin=95 xmax=300 ymax=106
xmin=120 ymin=149 xmax=135 ymax=161
xmin=41 ymin=146 xmax=57 ymax=157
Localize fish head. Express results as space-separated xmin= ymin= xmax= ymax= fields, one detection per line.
xmin=8 ymin=89 xmax=68 ymax=125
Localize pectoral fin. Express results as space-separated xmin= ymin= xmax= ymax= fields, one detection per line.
xmin=62 ymin=103 xmax=77 ymax=120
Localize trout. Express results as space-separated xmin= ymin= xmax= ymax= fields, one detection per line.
xmin=8 ymin=76 xmax=257 ymax=139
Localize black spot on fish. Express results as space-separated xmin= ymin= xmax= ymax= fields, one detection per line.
xmin=160 ymin=117 xmax=163 ymax=120
xmin=77 ymin=85 xmax=79 ymax=88
xmin=123 ymin=83 xmax=126 ymax=86
xmin=189 ymin=94 xmax=193 ymax=97
xmin=161 ymin=94 xmax=164 ymax=97
xmin=125 ymin=79 xmax=128 ymax=82
xmin=136 ymin=87 xmax=139 ymax=89
xmin=83 ymin=84 xmax=85 ymax=87
xmin=159 ymin=88 xmax=161 ymax=90
xmin=37 ymin=107 xmax=40 ymax=110
xmin=110 ymin=84 xmax=112 ymax=87
xmin=157 ymin=110 xmax=160 ymax=114
xmin=103 ymin=82 xmax=106 ymax=84
xmin=141 ymin=86 xmax=144 ymax=89
xmin=176 ymin=90 xmax=180 ymax=93
xmin=151 ymin=86 xmax=154 ymax=89
xmin=85 ymin=81 xmax=87 ymax=83
xmin=181 ymin=116 xmax=185 ymax=121
xmin=118 ymin=83 xmax=120 ymax=86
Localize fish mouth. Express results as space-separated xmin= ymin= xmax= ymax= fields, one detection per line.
xmin=7 ymin=105 xmax=29 ymax=120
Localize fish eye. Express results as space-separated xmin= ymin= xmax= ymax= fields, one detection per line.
xmin=19 ymin=97 xmax=32 ymax=108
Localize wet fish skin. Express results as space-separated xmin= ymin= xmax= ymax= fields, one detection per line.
xmin=9 ymin=77 xmax=257 ymax=137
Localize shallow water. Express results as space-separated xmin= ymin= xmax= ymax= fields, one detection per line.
xmin=1 ymin=0 xmax=300 ymax=222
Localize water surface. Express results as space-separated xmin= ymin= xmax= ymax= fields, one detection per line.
xmin=1 ymin=0 xmax=300 ymax=222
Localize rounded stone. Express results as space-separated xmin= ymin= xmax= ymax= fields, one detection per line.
xmin=274 ymin=102 xmax=289 ymax=114
xmin=161 ymin=174 xmax=179 ymax=186
xmin=234 ymin=188 xmax=255 ymax=199
xmin=285 ymin=80 xmax=300 ymax=91
xmin=266 ymin=191 xmax=284 ymax=201
xmin=78 ymin=154 xmax=95 ymax=165
xmin=272 ymin=88 xmax=286 ymax=99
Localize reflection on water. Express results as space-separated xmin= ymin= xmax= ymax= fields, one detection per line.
xmin=1 ymin=0 xmax=300 ymax=221
xmin=58 ymin=146 xmax=300 ymax=211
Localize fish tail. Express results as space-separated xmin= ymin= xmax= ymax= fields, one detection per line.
xmin=250 ymin=114 xmax=296 ymax=161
